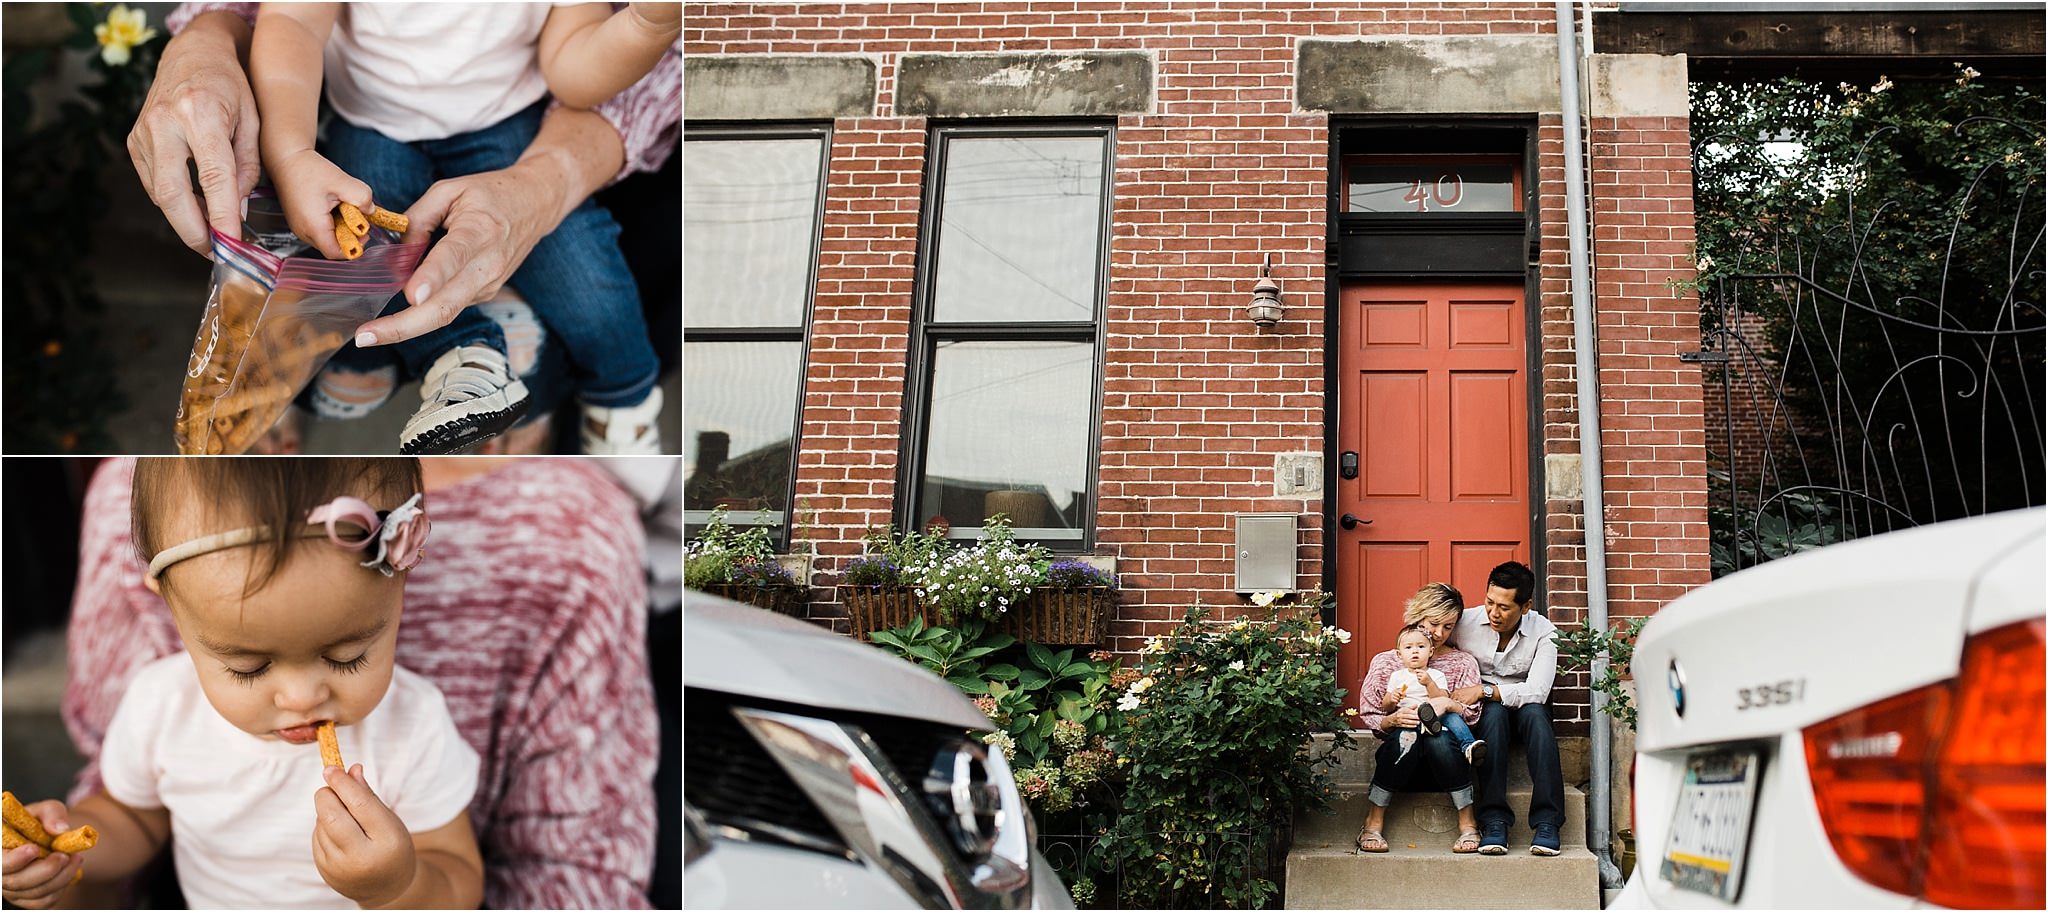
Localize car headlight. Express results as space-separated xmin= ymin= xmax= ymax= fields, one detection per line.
xmin=732 ymin=707 xmax=1033 ymax=909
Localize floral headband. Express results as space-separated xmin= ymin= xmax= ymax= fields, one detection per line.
xmin=145 ymin=493 xmax=430 ymax=582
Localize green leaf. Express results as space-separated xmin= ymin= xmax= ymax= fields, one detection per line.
xmin=983 ymin=663 xmax=1021 ymax=681
xmin=1017 ymin=669 xmax=1051 ymax=691
xmin=1026 ymin=640 xmax=1056 ymax=673
xmin=949 ymin=676 xmax=991 ymax=695
xmin=906 ymin=644 xmax=944 ymax=665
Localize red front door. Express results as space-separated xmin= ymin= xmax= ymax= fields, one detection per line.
xmin=1334 ymin=281 xmax=1531 ymax=717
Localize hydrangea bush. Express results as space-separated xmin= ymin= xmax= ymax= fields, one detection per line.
xmin=1095 ymin=593 xmax=1356 ymax=909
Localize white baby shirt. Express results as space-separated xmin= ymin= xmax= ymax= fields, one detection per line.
xmin=323 ymin=2 xmax=581 ymax=142
xmin=1386 ymin=666 xmax=1450 ymax=709
xmin=99 ymin=654 xmax=479 ymax=910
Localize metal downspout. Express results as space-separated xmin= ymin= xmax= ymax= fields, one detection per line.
xmin=1554 ymin=0 xmax=1624 ymax=889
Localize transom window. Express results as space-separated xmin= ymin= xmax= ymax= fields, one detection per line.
xmin=907 ymin=127 xmax=1113 ymax=545
xmin=682 ymin=129 xmax=828 ymax=537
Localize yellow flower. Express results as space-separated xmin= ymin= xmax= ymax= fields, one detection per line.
xmin=94 ymin=5 xmax=158 ymax=67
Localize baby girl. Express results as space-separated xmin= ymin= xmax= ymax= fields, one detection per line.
xmin=1 ymin=458 xmax=478 ymax=909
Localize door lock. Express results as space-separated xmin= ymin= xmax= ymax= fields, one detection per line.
xmin=1339 ymin=451 xmax=1358 ymax=479
xmin=1340 ymin=513 xmax=1371 ymax=530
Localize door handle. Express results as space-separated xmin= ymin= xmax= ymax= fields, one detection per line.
xmin=1340 ymin=513 xmax=1371 ymax=530
xmin=1340 ymin=451 xmax=1359 ymax=479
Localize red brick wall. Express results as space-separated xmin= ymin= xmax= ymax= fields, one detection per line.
xmin=687 ymin=2 xmax=1712 ymax=734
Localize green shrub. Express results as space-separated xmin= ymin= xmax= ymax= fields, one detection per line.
xmin=1095 ymin=601 xmax=1355 ymax=909
xmin=685 ymin=506 xmax=776 ymax=589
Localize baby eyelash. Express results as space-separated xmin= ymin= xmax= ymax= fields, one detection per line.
xmin=326 ymin=653 xmax=371 ymax=675
xmin=226 ymin=663 xmax=270 ymax=683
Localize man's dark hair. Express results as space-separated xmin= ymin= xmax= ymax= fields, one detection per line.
xmin=1487 ymin=561 xmax=1536 ymax=608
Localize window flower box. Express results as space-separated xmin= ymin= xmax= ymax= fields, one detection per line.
xmin=841 ymin=586 xmax=932 ymax=641
xmin=997 ymin=586 xmax=1117 ymax=645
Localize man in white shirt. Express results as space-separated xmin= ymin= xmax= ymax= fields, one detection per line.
xmin=1453 ymin=561 xmax=1567 ymax=857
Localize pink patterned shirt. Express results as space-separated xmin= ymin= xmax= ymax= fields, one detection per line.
xmin=165 ymin=3 xmax=680 ymax=184
xmin=1356 ymin=648 xmax=1482 ymax=734
xmin=64 ymin=459 xmax=658 ymax=909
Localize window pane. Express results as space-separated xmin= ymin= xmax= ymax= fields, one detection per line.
xmin=918 ymin=341 xmax=1092 ymax=538
xmin=932 ymin=136 xmax=1105 ymax=324
xmin=685 ymin=139 xmax=822 ymax=328
xmin=684 ymin=341 xmax=802 ymax=524
xmin=1349 ymin=163 xmax=1516 ymax=213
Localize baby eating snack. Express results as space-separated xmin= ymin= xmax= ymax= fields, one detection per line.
xmin=0 ymin=458 xmax=479 ymax=910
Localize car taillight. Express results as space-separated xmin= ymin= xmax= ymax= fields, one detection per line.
xmin=1805 ymin=618 xmax=2045 ymax=909
xmin=1925 ymin=619 xmax=2046 ymax=908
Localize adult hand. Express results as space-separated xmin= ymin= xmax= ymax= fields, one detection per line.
xmin=0 ymin=800 xmax=82 ymax=909
xmin=312 ymin=765 xmax=416 ymax=908
xmin=1381 ymin=704 xmax=1421 ymax=732
xmin=127 ymin=12 xmax=262 ymax=256
xmin=352 ymin=161 xmax=568 ymax=348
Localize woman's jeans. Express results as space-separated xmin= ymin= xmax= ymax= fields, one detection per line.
xmin=319 ymin=101 xmax=660 ymax=409
xmin=1367 ymin=726 xmax=1474 ymax=810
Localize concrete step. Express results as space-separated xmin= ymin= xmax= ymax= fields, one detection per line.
xmin=1296 ymin=786 xmax=1588 ymax=851
xmin=1284 ymin=843 xmax=1602 ymax=909
xmin=1311 ymin=730 xmax=1589 ymax=792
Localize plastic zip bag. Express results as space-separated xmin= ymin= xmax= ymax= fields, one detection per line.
xmin=174 ymin=196 xmax=424 ymax=453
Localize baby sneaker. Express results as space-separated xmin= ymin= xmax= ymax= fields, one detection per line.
xmin=581 ymin=386 xmax=664 ymax=455
xmin=1416 ymin=702 xmax=1444 ymax=735
xmin=400 ymin=345 xmax=531 ymax=454
xmin=1465 ymin=738 xmax=1488 ymax=768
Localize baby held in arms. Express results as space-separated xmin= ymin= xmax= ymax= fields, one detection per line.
xmin=0 ymin=458 xmax=479 ymax=910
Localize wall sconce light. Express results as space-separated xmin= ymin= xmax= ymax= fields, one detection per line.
xmin=1247 ymin=257 xmax=1283 ymax=331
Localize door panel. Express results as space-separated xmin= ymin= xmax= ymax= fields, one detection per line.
xmin=1336 ymin=282 xmax=1530 ymax=718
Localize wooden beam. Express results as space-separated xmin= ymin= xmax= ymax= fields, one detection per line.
xmin=1593 ymin=9 xmax=2044 ymax=59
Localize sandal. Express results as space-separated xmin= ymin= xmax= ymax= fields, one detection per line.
xmin=1453 ymin=829 xmax=1482 ymax=854
xmin=1356 ymin=826 xmax=1390 ymax=853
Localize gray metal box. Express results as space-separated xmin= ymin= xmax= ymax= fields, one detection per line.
xmin=1234 ymin=513 xmax=1297 ymax=593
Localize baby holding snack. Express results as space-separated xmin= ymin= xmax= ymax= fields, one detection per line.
xmin=0 ymin=458 xmax=479 ymax=909
xmin=1382 ymin=624 xmax=1487 ymax=766
xmin=250 ymin=2 xmax=680 ymax=454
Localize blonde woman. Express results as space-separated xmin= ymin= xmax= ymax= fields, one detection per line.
xmin=1353 ymin=583 xmax=1486 ymax=854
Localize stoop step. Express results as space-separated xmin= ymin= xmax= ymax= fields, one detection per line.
xmin=1284 ymin=843 xmax=1602 ymax=909
xmin=1289 ymin=733 xmax=1601 ymax=909
xmin=1296 ymin=786 xmax=1588 ymax=851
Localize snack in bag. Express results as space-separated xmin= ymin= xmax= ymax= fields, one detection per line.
xmin=174 ymin=194 xmax=424 ymax=454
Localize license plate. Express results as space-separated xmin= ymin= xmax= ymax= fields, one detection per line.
xmin=1661 ymin=748 xmax=1762 ymax=902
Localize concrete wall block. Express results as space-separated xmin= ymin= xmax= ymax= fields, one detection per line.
xmin=894 ymin=51 xmax=1155 ymax=118
xmin=684 ymin=55 xmax=878 ymax=120
xmin=1589 ymin=53 xmax=1690 ymax=118
xmin=1298 ymin=36 xmax=1563 ymax=114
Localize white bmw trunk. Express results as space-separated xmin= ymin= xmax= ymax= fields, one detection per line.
xmin=1615 ymin=508 xmax=2044 ymax=909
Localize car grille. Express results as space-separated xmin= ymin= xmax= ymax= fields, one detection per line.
xmin=684 ymin=689 xmax=846 ymax=854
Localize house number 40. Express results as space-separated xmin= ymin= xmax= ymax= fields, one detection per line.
xmin=1401 ymin=173 xmax=1466 ymax=212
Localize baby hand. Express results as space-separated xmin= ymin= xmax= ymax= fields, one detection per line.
xmin=312 ymin=765 xmax=415 ymax=908
xmin=1 ymin=799 xmax=82 ymax=909
xmin=267 ymin=148 xmax=374 ymax=260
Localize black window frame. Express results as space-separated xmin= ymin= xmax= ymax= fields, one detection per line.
xmin=682 ymin=123 xmax=832 ymax=548
xmin=899 ymin=122 xmax=1116 ymax=551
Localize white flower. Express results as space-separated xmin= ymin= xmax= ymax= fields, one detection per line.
xmin=1227 ymin=660 xmax=1245 ymax=671
xmin=1250 ymin=590 xmax=1288 ymax=608
xmin=1232 ymin=618 xmax=1249 ymax=631
xmin=1695 ymin=253 xmax=1714 ymax=272
xmin=1331 ymin=627 xmax=1352 ymax=645
xmin=1131 ymin=676 xmax=1155 ymax=695
xmin=1142 ymin=636 xmax=1167 ymax=655
xmin=1116 ymin=693 xmax=1142 ymax=712
xmin=1871 ymin=75 xmax=1893 ymax=94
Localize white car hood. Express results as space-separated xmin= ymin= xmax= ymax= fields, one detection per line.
xmin=684 ymin=594 xmax=992 ymax=731
xmin=1634 ymin=508 xmax=2045 ymax=753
